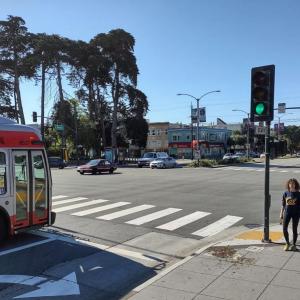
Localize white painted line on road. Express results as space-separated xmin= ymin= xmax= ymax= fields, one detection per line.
xmin=156 ymin=211 xmax=211 ymax=231
xmin=72 ymin=202 xmax=130 ymax=216
xmin=255 ymin=169 xmax=264 ymax=172
xmin=96 ymin=204 xmax=155 ymax=220
xmin=126 ymin=208 xmax=182 ymax=225
xmin=54 ymin=199 xmax=108 ymax=213
xmin=52 ymin=195 xmax=68 ymax=200
xmin=232 ymin=168 xmax=241 ymax=171
xmin=32 ymin=231 xmax=157 ymax=262
xmin=280 ymin=170 xmax=288 ymax=173
xmin=294 ymin=170 xmax=300 ymax=173
xmin=0 ymin=238 xmax=54 ymax=257
xmin=192 ymin=215 xmax=243 ymax=237
xmin=52 ymin=197 xmax=88 ymax=206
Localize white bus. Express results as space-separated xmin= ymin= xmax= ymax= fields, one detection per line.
xmin=0 ymin=117 xmax=55 ymax=242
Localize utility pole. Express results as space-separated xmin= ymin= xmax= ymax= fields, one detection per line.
xmin=40 ymin=62 xmax=45 ymax=141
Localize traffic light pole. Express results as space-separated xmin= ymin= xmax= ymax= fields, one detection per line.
xmin=263 ymin=121 xmax=271 ymax=243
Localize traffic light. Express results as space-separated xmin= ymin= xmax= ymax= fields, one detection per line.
xmin=32 ymin=111 xmax=37 ymax=122
xmin=250 ymin=65 xmax=275 ymax=122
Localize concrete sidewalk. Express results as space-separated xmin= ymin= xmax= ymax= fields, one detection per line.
xmin=127 ymin=225 xmax=300 ymax=300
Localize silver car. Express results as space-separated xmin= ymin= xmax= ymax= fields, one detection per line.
xmin=150 ymin=157 xmax=177 ymax=169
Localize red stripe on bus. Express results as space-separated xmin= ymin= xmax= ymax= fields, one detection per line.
xmin=0 ymin=131 xmax=42 ymax=148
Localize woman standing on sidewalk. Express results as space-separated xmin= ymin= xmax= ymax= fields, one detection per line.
xmin=280 ymin=178 xmax=300 ymax=251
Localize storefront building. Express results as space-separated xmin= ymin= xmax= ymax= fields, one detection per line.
xmin=168 ymin=127 xmax=230 ymax=159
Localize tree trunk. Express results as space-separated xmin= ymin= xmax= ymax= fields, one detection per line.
xmin=56 ymin=60 xmax=64 ymax=102
xmin=13 ymin=52 xmax=25 ymax=124
xmin=41 ymin=62 xmax=46 ymax=140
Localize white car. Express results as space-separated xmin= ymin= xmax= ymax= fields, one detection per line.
xmin=150 ymin=157 xmax=177 ymax=169
xmin=222 ymin=153 xmax=238 ymax=160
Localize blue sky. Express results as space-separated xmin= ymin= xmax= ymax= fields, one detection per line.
xmin=1 ymin=0 xmax=300 ymax=126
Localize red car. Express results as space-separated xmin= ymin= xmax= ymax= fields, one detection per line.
xmin=77 ymin=159 xmax=117 ymax=175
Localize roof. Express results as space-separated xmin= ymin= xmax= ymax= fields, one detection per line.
xmin=0 ymin=116 xmax=42 ymax=139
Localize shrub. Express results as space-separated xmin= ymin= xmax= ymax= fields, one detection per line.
xmin=189 ymin=159 xmax=218 ymax=168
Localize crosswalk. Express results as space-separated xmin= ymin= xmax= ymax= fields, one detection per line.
xmin=214 ymin=166 xmax=300 ymax=173
xmin=51 ymin=195 xmax=243 ymax=238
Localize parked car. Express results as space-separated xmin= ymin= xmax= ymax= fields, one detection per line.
xmin=260 ymin=153 xmax=266 ymax=159
xmin=235 ymin=152 xmax=246 ymax=159
xmin=77 ymin=159 xmax=117 ymax=175
xmin=249 ymin=151 xmax=260 ymax=158
xmin=48 ymin=156 xmax=67 ymax=169
xmin=137 ymin=152 xmax=169 ymax=167
xmin=222 ymin=153 xmax=238 ymax=161
xmin=296 ymin=152 xmax=300 ymax=158
xmin=150 ymin=157 xmax=177 ymax=169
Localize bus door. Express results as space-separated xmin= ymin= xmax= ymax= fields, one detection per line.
xmin=13 ymin=150 xmax=49 ymax=229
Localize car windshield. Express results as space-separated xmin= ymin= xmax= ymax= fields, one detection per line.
xmin=143 ymin=153 xmax=154 ymax=158
xmin=87 ymin=159 xmax=100 ymax=166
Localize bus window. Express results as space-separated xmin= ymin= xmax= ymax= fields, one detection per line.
xmin=0 ymin=152 xmax=6 ymax=195
xmin=33 ymin=153 xmax=47 ymax=218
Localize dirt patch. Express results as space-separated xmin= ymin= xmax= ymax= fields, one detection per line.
xmin=207 ymin=246 xmax=255 ymax=265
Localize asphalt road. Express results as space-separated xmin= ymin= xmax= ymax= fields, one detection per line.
xmin=52 ymin=157 xmax=300 ymax=237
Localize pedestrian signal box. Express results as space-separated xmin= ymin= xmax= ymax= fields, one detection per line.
xmin=250 ymin=65 xmax=275 ymax=122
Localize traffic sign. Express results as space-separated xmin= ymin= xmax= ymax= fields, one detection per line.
xmin=54 ymin=124 xmax=64 ymax=131
xmin=278 ymin=103 xmax=286 ymax=113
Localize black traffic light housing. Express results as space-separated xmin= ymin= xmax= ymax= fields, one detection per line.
xmin=250 ymin=65 xmax=275 ymax=122
xmin=32 ymin=111 xmax=37 ymax=122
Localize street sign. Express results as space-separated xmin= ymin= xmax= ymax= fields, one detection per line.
xmin=274 ymin=123 xmax=284 ymax=133
xmin=278 ymin=103 xmax=286 ymax=113
xmin=54 ymin=124 xmax=64 ymax=131
xmin=256 ymin=126 xmax=266 ymax=135
xmin=191 ymin=107 xmax=206 ymax=123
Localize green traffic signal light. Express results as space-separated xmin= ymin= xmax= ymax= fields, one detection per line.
xmin=255 ymin=103 xmax=265 ymax=115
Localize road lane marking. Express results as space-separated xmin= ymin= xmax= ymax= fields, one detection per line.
xmin=54 ymin=200 xmax=108 ymax=213
xmin=255 ymin=169 xmax=264 ymax=172
xmin=126 ymin=208 xmax=182 ymax=225
xmin=52 ymin=195 xmax=68 ymax=200
xmin=96 ymin=204 xmax=155 ymax=220
xmin=52 ymin=197 xmax=88 ymax=206
xmin=294 ymin=170 xmax=300 ymax=173
xmin=232 ymin=168 xmax=241 ymax=171
xmin=192 ymin=215 xmax=243 ymax=237
xmin=280 ymin=170 xmax=288 ymax=173
xmin=156 ymin=211 xmax=211 ymax=231
xmin=72 ymin=202 xmax=130 ymax=216
xmin=0 ymin=238 xmax=54 ymax=257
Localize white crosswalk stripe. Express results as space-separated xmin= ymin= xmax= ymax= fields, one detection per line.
xmin=156 ymin=211 xmax=211 ymax=231
xmin=52 ymin=195 xmax=68 ymax=200
xmin=126 ymin=208 xmax=182 ymax=225
xmin=52 ymin=197 xmax=88 ymax=206
xmin=54 ymin=199 xmax=108 ymax=213
xmin=192 ymin=215 xmax=243 ymax=237
xmin=280 ymin=170 xmax=288 ymax=173
xmin=97 ymin=204 xmax=155 ymax=220
xmin=72 ymin=202 xmax=130 ymax=216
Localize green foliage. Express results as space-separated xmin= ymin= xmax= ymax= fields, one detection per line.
xmin=283 ymin=126 xmax=300 ymax=153
xmin=189 ymin=159 xmax=218 ymax=168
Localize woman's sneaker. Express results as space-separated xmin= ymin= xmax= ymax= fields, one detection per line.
xmin=284 ymin=244 xmax=290 ymax=251
xmin=290 ymin=245 xmax=297 ymax=251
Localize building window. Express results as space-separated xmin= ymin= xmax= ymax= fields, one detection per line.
xmin=151 ymin=129 xmax=156 ymax=136
xmin=157 ymin=129 xmax=161 ymax=136
xmin=165 ymin=129 xmax=168 ymax=135
xmin=187 ymin=135 xmax=190 ymax=140
xmin=173 ymin=136 xmax=177 ymax=141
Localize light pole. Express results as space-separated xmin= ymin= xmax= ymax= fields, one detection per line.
xmin=232 ymin=109 xmax=250 ymax=159
xmin=177 ymin=90 xmax=221 ymax=163
xmin=275 ymin=113 xmax=293 ymax=140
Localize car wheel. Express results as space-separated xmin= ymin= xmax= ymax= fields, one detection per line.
xmin=138 ymin=165 xmax=142 ymax=168
xmin=109 ymin=169 xmax=114 ymax=174
xmin=79 ymin=171 xmax=84 ymax=175
xmin=0 ymin=215 xmax=8 ymax=243
xmin=162 ymin=164 xmax=166 ymax=169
